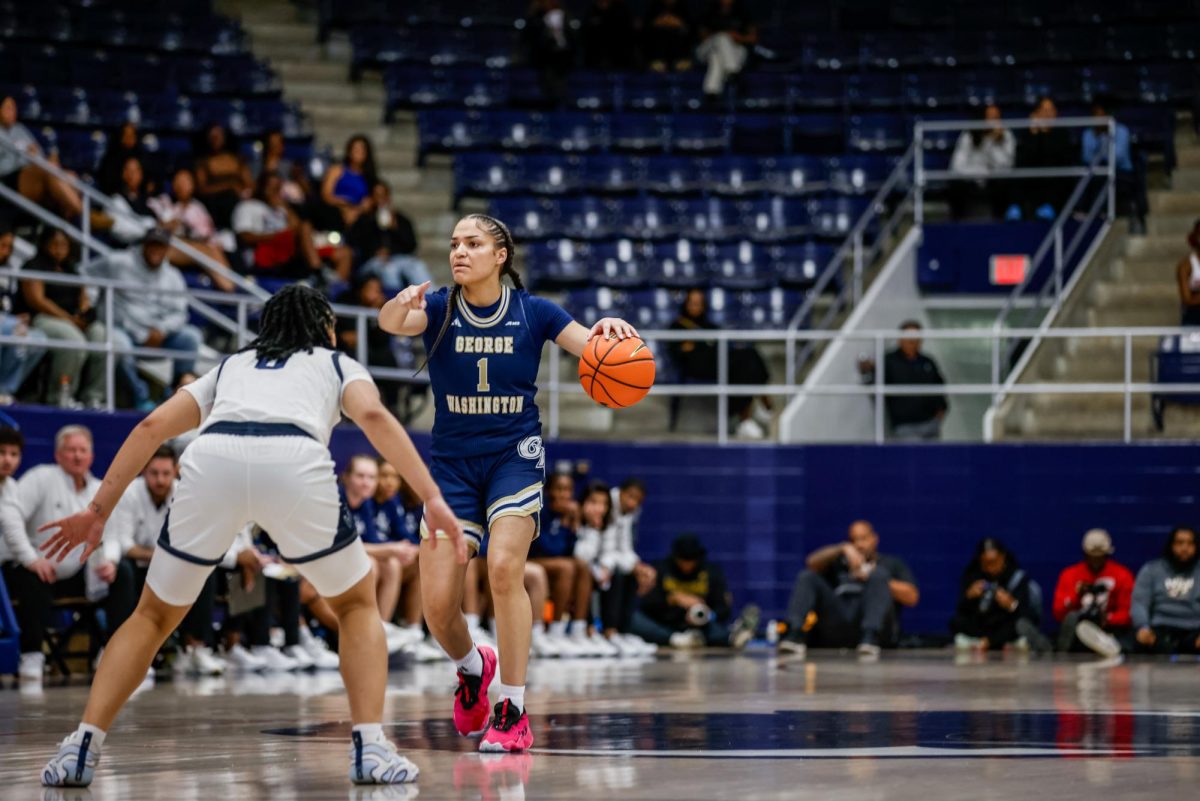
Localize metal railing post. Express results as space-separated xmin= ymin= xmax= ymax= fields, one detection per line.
xmin=1124 ymin=332 xmax=1132 ymax=443
xmin=785 ymin=328 xmax=796 ymax=388
xmin=104 ymin=286 xmax=115 ymax=411
xmin=1054 ymin=225 xmax=1064 ymax=299
xmin=852 ymin=230 xmax=864 ymax=306
xmin=549 ymin=345 xmax=560 ymax=440
xmin=236 ymin=301 xmax=248 ymax=349
xmin=914 ymin=123 xmax=925 ymax=226
xmin=717 ymin=336 xmax=729 ymax=445
xmin=874 ymin=333 xmax=885 ymax=444
xmin=1107 ymin=118 xmax=1116 ymax=222
xmin=81 ymin=194 xmax=91 ymax=266
xmin=356 ymin=314 xmax=368 ymax=367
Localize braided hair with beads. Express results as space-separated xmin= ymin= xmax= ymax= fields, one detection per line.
xmin=418 ymin=214 xmax=522 ymax=373
xmin=242 ymin=283 xmax=337 ymax=362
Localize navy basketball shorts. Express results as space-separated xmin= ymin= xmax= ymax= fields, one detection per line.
xmin=421 ymin=436 xmax=545 ymax=552
xmin=146 ymin=431 xmax=371 ymax=605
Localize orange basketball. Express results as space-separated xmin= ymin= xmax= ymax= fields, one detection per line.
xmin=579 ymin=334 xmax=656 ymax=408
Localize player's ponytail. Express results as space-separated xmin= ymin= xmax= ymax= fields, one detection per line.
xmin=243 ymin=283 xmax=335 ymax=361
xmin=417 ymin=214 xmax=521 ymax=375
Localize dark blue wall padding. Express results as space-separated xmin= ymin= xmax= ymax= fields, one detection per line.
xmin=4 ymin=405 xmax=1191 ymax=635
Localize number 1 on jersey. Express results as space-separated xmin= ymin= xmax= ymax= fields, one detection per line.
xmin=476 ymin=357 xmax=490 ymax=392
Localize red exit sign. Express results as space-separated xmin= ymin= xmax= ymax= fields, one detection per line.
xmin=990 ymin=254 xmax=1028 ymax=286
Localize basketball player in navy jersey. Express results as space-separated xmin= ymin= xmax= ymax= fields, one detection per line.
xmin=36 ymin=285 xmax=465 ymax=787
xmin=379 ymin=214 xmax=636 ymax=752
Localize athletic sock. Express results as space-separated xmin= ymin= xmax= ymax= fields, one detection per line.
xmin=404 ymin=623 xmax=423 ymax=634
xmin=352 ymin=723 xmax=387 ymax=745
xmin=75 ymin=723 xmax=106 ymax=749
xmin=496 ymin=682 xmax=525 ymax=711
xmin=569 ymin=620 xmax=588 ymax=638
xmin=465 ymin=613 xmax=482 ymax=630
xmin=548 ymin=620 xmax=568 ymax=637
xmin=455 ymin=645 xmax=484 ymax=677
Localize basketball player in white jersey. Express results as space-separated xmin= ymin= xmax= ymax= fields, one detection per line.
xmin=35 ymin=284 xmax=466 ymax=787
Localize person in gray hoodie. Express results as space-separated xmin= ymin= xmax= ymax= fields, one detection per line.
xmin=1132 ymin=526 xmax=1200 ymax=655
xmin=87 ymin=227 xmax=203 ymax=411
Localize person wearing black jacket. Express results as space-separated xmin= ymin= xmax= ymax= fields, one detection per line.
xmin=861 ymin=320 xmax=948 ymax=441
xmin=631 ymin=534 xmax=756 ymax=648
xmin=1013 ymin=95 xmax=1075 ymax=221
xmin=349 ymin=181 xmax=432 ymax=291
xmin=951 ymin=538 xmax=1049 ymax=651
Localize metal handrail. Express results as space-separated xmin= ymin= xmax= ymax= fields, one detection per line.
xmin=0 ymin=132 xmax=268 ymax=299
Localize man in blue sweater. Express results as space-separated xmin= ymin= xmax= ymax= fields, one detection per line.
xmin=1132 ymin=527 xmax=1200 ymax=655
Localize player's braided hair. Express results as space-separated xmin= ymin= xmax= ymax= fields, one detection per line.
xmin=242 ymin=283 xmax=336 ymax=361
xmin=418 ymin=214 xmax=523 ymax=374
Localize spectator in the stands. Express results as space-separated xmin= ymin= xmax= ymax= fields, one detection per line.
xmin=670 ymin=288 xmax=772 ymax=439
xmin=107 ymin=155 xmax=160 ymax=245
xmin=951 ymin=537 xmax=1049 ymax=652
xmin=0 ymin=425 xmax=24 ymax=563
xmin=582 ymin=0 xmax=637 ymax=70
xmin=234 ymin=171 xmax=351 ymax=280
xmin=697 ymin=0 xmax=757 ymax=100
xmin=335 ymin=274 xmax=410 ymax=409
xmin=194 ymin=122 xmax=252 ymax=230
xmin=948 ymin=104 xmax=1015 ymax=221
xmin=644 ymin=0 xmax=694 ymax=72
xmin=859 ymin=320 xmax=948 ymax=441
xmin=0 ymin=224 xmax=47 ymax=404
xmin=96 ymin=122 xmax=150 ymax=196
xmin=1084 ymin=97 xmax=1148 ymax=235
xmin=256 ymin=129 xmax=311 ymax=207
xmin=372 ymin=459 xmax=424 ymax=644
xmin=779 ymin=520 xmax=919 ymax=659
xmin=1052 ymin=528 xmax=1134 ymax=656
xmin=349 ymin=180 xmax=432 ymax=290
xmin=0 ymin=425 xmax=119 ymax=685
xmin=0 ymin=95 xmax=87 ymax=221
xmin=320 ymin=134 xmax=377 ymax=231
xmin=632 ymin=533 xmax=758 ymax=649
xmin=1132 ymin=526 xmax=1200 ymax=655
xmin=524 ymin=0 xmax=576 ymax=106
xmin=1177 ymin=219 xmax=1200 ymax=326
xmin=18 ymin=227 xmax=106 ymax=408
xmin=1012 ymin=95 xmax=1074 ymax=221
xmin=147 ymin=166 xmax=236 ymax=292
xmin=87 ymin=226 xmax=202 ymax=411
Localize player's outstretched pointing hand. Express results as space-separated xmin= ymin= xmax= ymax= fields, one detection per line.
xmin=423 ymin=494 xmax=469 ymax=565
xmin=394 ymin=281 xmax=431 ymax=312
xmin=38 ymin=506 xmax=105 ymax=565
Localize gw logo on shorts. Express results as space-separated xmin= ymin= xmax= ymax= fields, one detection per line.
xmin=518 ymin=436 xmax=545 ymax=469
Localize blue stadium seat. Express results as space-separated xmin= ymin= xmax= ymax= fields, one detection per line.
xmin=418 ymin=109 xmax=490 ymax=161
xmin=908 ymin=72 xmax=962 ymax=110
xmin=489 ymin=196 xmax=557 ymax=240
xmin=727 ymin=288 xmax=803 ymax=329
xmin=739 ymin=197 xmax=810 ymax=241
xmin=620 ymin=74 xmax=676 ymax=113
xmin=1081 ymin=65 xmax=1140 ymax=105
xmin=524 ymin=239 xmax=591 ymax=290
xmin=670 ymin=114 xmax=730 ymax=153
xmin=55 ymin=129 xmax=107 ymax=175
xmin=591 ymin=239 xmax=649 ymax=289
xmin=761 ymin=155 xmax=829 ymax=196
xmin=672 ymin=198 xmax=741 ymax=241
xmin=960 ymin=70 xmax=1022 ymax=109
xmin=521 ymin=153 xmax=580 ymax=195
xmin=581 ymin=154 xmax=645 ymax=194
xmin=566 ymin=72 xmax=616 ymax=111
xmin=564 ymin=287 xmax=632 ymax=327
xmin=702 ymin=155 xmax=765 ymax=196
xmin=453 ymin=152 xmax=522 ymax=201
xmin=1020 ymin=67 xmax=1081 ymax=108
xmin=645 ymin=155 xmax=703 ymax=195
xmin=612 ymin=113 xmax=670 ymax=153
xmin=709 ymin=241 xmax=774 ymax=290
xmin=808 ymin=196 xmax=870 ymax=239
xmin=736 ymin=72 xmax=788 ymax=111
xmin=647 ymin=240 xmax=710 ymax=288
xmin=558 ymin=196 xmax=614 ymax=240
xmin=774 ymin=242 xmax=835 ymax=289
xmin=492 ymin=111 xmax=548 ymax=150
xmin=827 ymin=154 xmax=893 ymax=195
xmin=847 ymin=113 xmax=908 ymax=154
xmin=546 ymin=112 xmax=611 ymax=152
xmin=846 ymin=73 xmax=909 ymax=109
xmin=786 ymin=74 xmax=847 ymax=108
xmin=612 ymin=196 xmax=678 ymax=239
xmin=626 ymin=288 xmax=680 ymax=330
xmin=785 ymin=113 xmax=846 ymax=155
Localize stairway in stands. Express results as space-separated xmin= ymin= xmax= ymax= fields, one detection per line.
xmin=994 ymin=114 xmax=1200 ymax=440
xmin=215 ymin=0 xmax=455 ymax=286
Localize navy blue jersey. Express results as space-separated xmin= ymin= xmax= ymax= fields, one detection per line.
xmin=374 ymin=495 xmax=421 ymax=544
xmin=531 ymin=509 xmax=577 ymax=558
xmin=340 ymin=487 xmax=381 ymax=544
xmin=422 ymin=286 xmax=573 ymax=459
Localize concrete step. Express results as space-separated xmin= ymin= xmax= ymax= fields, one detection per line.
xmin=1111 ymin=256 xmax=1183 ymax=283
xmin=1086 ymin=304 xmax=1178 ymax=328
xmin=1179 ymin=146 xmax=1200 ymax=169
xmin=316 ymin=124 xmax=416 ymax=150
xmin=249 ymin=38 xmax=340 ymax=64
xmin=217 ymin=0 xmax=301 ymax=25
xmin=1170 ymin=168 xmax=1200 ymax=193
xmin=1149 ymin=190 xmax=1200 ymax=215
xmin=274 ymin=60 xmax=353 ymax=84
xmin=306 ymin=103 xmax=385 ymax=127
xmin=1088 ymin=281 xmax=1179 ymax=309
xmin=1146 ymin=212 xmax=1200 ymax=238
xmin=1125 ymin=234 xmax=1194 ymax=261
xmin=283 ymin=81 xmax=384 ymax=106
xmin=243 ymin=21 xmax=315 ymax=43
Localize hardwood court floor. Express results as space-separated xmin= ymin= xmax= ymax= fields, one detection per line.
xmin=4 ymin=649 xmax=1200 ymax=800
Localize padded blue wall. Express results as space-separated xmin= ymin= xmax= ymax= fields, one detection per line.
xmin=5 ymin=405 xmax=1193 ymax=635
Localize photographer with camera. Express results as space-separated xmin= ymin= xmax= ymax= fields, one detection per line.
xmin=952 ymin=538 xmax=1049 ymax=652
xmin=631 ymin=534 xmax=758 ymax=649
xmin=1052 ymin=529 xmax=1133 ymax=657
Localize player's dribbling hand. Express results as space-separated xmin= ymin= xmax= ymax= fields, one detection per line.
xmin=588 ymin=317 xmax=638 ymax=341
xmin=424 ymin=494 xmax=468 ymax=565
xmin=395 ymin=281 xmax=431 ymax=312
xmin=38 ymin=508 xmax=105 ymax=565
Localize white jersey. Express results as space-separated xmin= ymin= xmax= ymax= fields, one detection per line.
xmin=182 ymin=347 xmax=374 ymax=444
xmin=103 ymin=477 xmax=176 ymax=564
